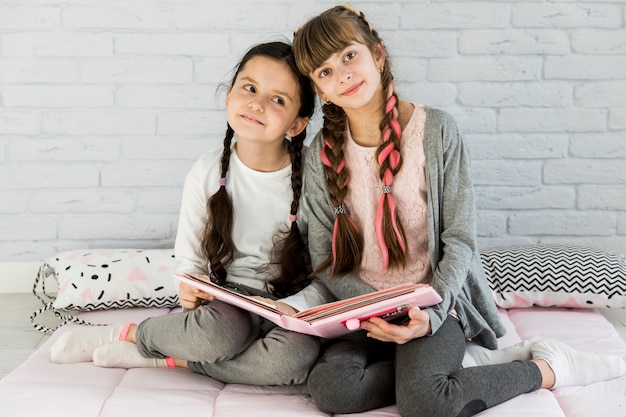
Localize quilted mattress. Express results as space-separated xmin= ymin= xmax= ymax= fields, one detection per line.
xmin=1 ymin=306 xmax=625 ymax=417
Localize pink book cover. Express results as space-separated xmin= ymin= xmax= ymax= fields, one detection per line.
xmin=175 ymin=273 xmax=442 ymax=338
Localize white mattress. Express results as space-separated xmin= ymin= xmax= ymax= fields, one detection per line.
xmin=1 ymin=306 xmax=625 ymax=417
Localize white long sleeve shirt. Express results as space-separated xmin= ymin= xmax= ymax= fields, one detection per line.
xmin=175 ymin=144 xmax=330 ymax=312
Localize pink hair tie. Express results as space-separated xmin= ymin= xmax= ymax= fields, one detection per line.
xmin=219 ymin=177 xmax=227 ymax=187
xmin=289 ymin=214 xmax=298 ymax=222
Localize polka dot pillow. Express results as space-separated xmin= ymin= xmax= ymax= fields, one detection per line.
xmin=35 ymin=249 xmax=180 ymax=311
xmin=480 ymin=244 xmax=626 ymax=309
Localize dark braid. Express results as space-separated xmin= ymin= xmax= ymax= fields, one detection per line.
xmin=374 ymin=70 xmax=407 ymax=269
xmin=288 ymin=137 xmax=304 ymax=217
xmin=201 ymin=125 xmax=235 ymax=285
xmin=314 ymin=102 xmax=364 ymax=276
xmin=268 ymin=130 xmax=312 ymax=297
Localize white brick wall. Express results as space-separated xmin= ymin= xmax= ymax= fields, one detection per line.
xmin=0 ymin=0 xmax=625 ymax=262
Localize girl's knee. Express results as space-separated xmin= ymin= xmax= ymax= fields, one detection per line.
xmin=307 ymin=363 xmax=353 ymax=413
xmin=308 ymin=354 xmax=394 ymax=414
xmin=184 ymin=305 xmax=257 ymax=360
xmin=268 ymin=333 xmax=320 ymax=384
xmin=220 ymin=330 xmax=320 ymax=385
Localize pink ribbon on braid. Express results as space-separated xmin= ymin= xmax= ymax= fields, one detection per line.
xmin=375 ymin=83 xmax=406 ymax=269
xmin=321 ymin=140 xmax=348 ymax=270
xmin=321 ymin=140 xmax=345 ymax=173
xmin=385 ymin=94 xmax=397 ymax=114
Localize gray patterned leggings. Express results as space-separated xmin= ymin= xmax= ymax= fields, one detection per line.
xmin=307 ymin=316 xmax=542 ymax=417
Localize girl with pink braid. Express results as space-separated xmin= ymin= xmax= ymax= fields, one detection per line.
xmin=293 ymin=5 xmax=626 ymax=417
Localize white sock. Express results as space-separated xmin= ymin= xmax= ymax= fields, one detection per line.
xmin=93 ymin=341 xmax=172 ymax=369
xmin=462 ymin=336 xmax=541 ymax=368
xmin=49 ymin=323 xmax=133 ymax=364
xmin=531 ymin=338 xmax=626 ymax=388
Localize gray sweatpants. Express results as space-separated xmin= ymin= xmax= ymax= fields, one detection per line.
xmin=134 ymin=299 xmax=320 ymax=385
xmin=307 ymin=316 xmax=542 ymax=417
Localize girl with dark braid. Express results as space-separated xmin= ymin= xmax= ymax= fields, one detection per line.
xmin=293 ymin=5 xmax=625 ymax=416
xmin=49 ymin=41 xmax=332 ymax=386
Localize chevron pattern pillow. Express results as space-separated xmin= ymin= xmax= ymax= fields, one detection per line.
xmin=480 ymin=244 xmax=626 ymax=309
xmin=34 ymin=249 xmax=179 ymax=311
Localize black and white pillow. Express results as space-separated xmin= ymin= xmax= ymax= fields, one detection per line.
xmin=31 ymin=249 xmax=181 ymax=333
xmin=34 ymin=249 xmax=180 ymax=311
xmin=480 ymin=244 xmax=626 ymax=309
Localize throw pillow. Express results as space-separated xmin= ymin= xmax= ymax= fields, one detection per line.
xmin=31 ymin=249 xmax=180 ymax=333
xmin=480 ymin=244 xmax=626 ymax=309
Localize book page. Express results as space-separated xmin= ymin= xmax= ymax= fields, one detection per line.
xmin=293 ymin=283 xmax=422 ymax=321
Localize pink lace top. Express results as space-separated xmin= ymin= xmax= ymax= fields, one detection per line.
xmin=344 ymin=104 xmax=432 ymax=290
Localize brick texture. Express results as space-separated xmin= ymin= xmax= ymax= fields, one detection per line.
xmin=0 ymin=0 xmax=624 ymax=260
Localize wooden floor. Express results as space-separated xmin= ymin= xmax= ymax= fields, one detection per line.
xmin=1 ymin=293 xmax=625 ymax=381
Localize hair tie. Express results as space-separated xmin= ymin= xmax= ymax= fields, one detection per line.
xmin=219 ymin=177 xmax=227 ymax=187
xmin=334 ymin=204 xmax=346 ymax=215
xmin=289 ymin=214 xmax=298 ymax=222
xmin=342 ymin=4 xmax=373 ymax=32
xmin=381 ymin=185 xmax=392 ymax=194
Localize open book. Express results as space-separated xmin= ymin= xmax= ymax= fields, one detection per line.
xmin=175 ymin=273 xmax=442 ymax=338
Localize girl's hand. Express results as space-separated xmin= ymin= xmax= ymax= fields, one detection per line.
xmin=249 ymin=296 xmax=299 ymax=316
xmin=360 ymin=307 xmax=431 ymax=344
xmin=178 ymin=281 xmax=215 ymax=310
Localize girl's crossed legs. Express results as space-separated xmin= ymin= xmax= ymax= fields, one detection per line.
xmin=51 ymin=300 xmax=319 ymax=386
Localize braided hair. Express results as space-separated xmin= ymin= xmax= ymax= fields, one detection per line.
xmin=200 ymin=41 xmax=316 ymax=297
xmin=293 ymin=5 xmax=407 ymax=275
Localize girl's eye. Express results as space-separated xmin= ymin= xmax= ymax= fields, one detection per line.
xmin=319 ymin=69 xmax=330 ymax=78
xmin=344 ymin=51 xmax=356 ymax=62
xmin=243 ymin=84 xmax=256 ymax=93
xmin=272 ymin=97 xmax=285 ymax=105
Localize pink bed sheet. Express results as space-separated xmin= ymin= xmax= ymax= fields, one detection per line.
xmin=1 ymin=306 xmax=625 ymax=417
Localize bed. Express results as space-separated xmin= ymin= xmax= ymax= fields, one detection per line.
xmin=1 ymin=245 xmax=625 ymax=416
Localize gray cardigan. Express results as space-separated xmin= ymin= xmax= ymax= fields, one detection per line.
xmin=303 ymin=107 xmax=506 ymax=349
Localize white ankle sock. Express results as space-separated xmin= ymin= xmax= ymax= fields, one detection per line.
xmin=49 ymin=322 xmax=134 ymax=364
xmin=462 ymin=336 xmax=541 ymax=368
xmin=93 ymin=341 xmax=173 ymax=369
xmin=531 ymin=338 xmax=626 ymax=388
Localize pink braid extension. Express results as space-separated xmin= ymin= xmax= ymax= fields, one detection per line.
xmin=321 ymin=139 xmax=349 ymax=269
xmin=321 ymin=140 xmax=345 ymax=173
xmin=375 ymin=83 xmax=406 ymax=269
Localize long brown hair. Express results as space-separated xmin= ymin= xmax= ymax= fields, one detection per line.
xmin=293 ymin=5 xmax=407 ymax=276
xmin=200 ymin=42 xmax=316 ymax=297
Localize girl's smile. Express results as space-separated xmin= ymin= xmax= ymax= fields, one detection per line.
xmin=340 ymin=81 xmax=364 ymax=97
xmin=240 ymin=113 xmax=264 ymax=125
